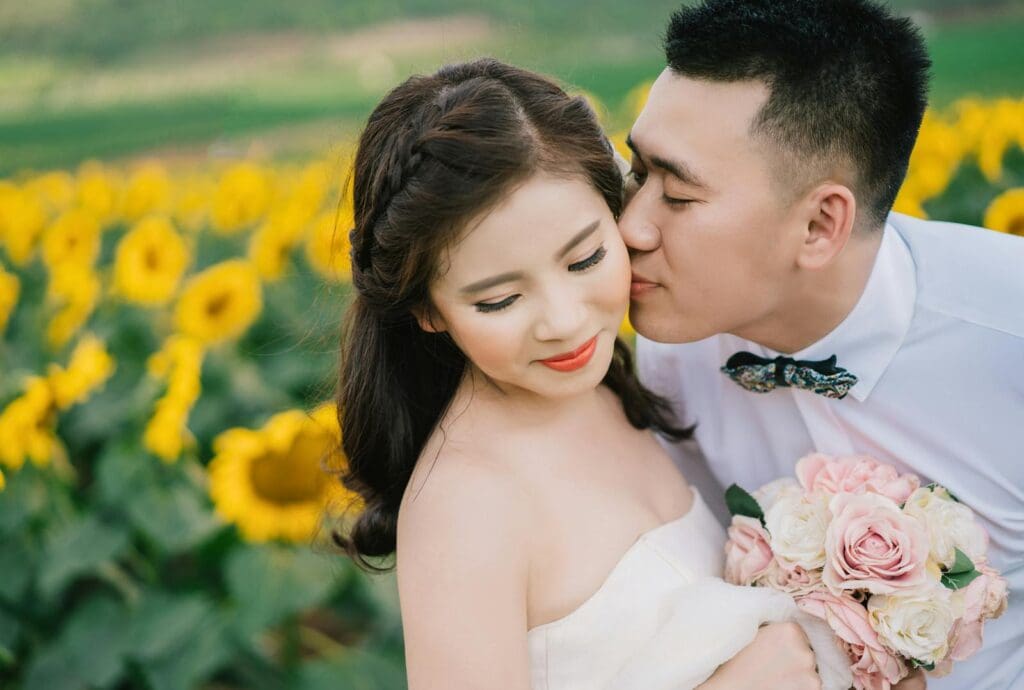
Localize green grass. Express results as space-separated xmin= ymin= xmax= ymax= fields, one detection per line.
xmin=926 ymin=15 xmax=1024 ymax=103
xmin=0 ymin=4 xmax=1021 ymax=175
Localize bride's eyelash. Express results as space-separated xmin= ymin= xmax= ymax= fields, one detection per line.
xmin=474 ymin=246 xmax=607 ymax=313
xmin=569 ymin=245 xmax=607 ymax=272
xmin=475 ymin=295 xmax=518 ymax=313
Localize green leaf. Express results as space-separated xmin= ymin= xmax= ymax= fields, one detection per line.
xmin=141 ymin=613 xmax=232 ymax=690
xmin=123 ymin=590 xmax=213 ymax=663
xmin=125 ymin=481 xmax=221 ymax=554
xmin=296 ymin=651 xmax=407 ymax=690
xmin=0 ymin=530 xmax=38 ymax=603
xmin=941 ymin=547 xmax=981 ymax=590
xmin=909 ymin=657 xmax=936 ymax=671
xmin=925 ymin=482 xmax=960 ymax=503
xmin=96 ymin=441 xmax=221 ymax=554
xmin=942 ymin=569 xmax=983 ymax=591
xmin=22 ymin=594 xmax=131 ymax=690
xmin=95 ymin=439 xmax=154 ymax=506
xmin=225 ymin=544 xmax=347 ymax=641
xmin=945 ymin=547 xmax=975 ymax=576
xmin=0 ymin=464 xmax=52 ymax=535
xmin=0 ymin=607 xmax=20 ymax=669
xmin=725 ymin=484 xmax=764 ymax=524
xmin=37 ymin=515 xmax=130 ymax=599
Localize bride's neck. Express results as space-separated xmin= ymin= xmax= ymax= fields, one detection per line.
xmin=458 ymin=366 xmax=605 ymax=427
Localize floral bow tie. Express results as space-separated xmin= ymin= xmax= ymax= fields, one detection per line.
xmin=720 ymin=352 xmax=858 ymax=400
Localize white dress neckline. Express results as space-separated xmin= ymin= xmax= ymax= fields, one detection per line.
xmin=526 ymin=487 xmax=707 ymax=635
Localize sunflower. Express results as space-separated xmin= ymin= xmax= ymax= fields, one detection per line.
xmin=46 ymin=334 xmax=116 ymax=410
xmin=25 ymin=171 xmax=76 ymax=214
xmin=0 ymin=267 xmax=19 ymax=333
xmin=248 ymin=204 xmax=309 ymax=281
xmin=113 ymin=215 xmax=190 ymax=305
xmin=144 ymin=335 xmax=204 ymax=462
xmin=305 ymin=211 xmax=352 ymax=282
xmin=76 ymin=161 xmax=121 ymax=224
xmin=120 ymin=161 xmax=171 ymax=222
xmin=211 ymin=162 xmax=273 ymax=234
xmin=172 ymin=174 xmax=214 ymax=232
xmin=208 ymin=403 xmax=360 ymax=543
xmin=174 ymin=259 xmax=262 ymax=345
xmin=983 ymin=188 xmax=1024 ymax=236
xmin=0 ymin=376 xmax=61 ymax=471
xmin=1 ymin=187 xmax=48 ymax=266
xmin=46 ymin=263 xmax=100 ymax=348
xmin=41 ymin=208 xmax=101 ymax=271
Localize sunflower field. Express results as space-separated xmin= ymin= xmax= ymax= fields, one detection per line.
xmin=1 ymin=82 xmax=1024 ymax=689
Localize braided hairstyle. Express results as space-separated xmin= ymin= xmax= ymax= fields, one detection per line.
xmin=334 ymin=58 xmax=688 ymax=570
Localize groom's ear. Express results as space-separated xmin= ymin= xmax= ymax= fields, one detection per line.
xmin=796 ymin=183 xmax=857 ymax=271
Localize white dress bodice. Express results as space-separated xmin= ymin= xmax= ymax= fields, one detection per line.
xmin=526 ymin=489 xmax=852 ymax=690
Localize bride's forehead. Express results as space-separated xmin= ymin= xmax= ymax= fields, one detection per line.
xmin=446 ymin=175 xmax=605 ymax=261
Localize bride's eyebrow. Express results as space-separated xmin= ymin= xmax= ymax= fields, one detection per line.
xmin=555 ymin=219 xmax=600 ymax=260
xmin=459 ymin=219 xmax=601 ymax=295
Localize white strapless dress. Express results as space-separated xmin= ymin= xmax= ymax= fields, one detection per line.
xmin=526 ymin=488 xmax=853 ymax=690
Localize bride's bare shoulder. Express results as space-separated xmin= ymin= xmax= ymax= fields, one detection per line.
xmin=397 ymin=426 xmax=534 ymax=570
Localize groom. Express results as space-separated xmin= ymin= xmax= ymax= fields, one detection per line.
xmin=621 ymin=1 xmax=1024 ymax=689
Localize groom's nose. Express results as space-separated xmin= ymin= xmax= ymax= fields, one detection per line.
xmin=618 ymin=201 xmax=660 ymax=254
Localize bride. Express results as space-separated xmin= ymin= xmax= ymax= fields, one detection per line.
xmin=333 ymin=58 xmax=921 ymax=690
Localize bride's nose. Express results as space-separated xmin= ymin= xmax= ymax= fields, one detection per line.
xmin=533 ymin=285 xmax=587 ymax=342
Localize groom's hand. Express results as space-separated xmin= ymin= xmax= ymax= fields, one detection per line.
xmin=697 ymin=621 xmax=821 ymax=690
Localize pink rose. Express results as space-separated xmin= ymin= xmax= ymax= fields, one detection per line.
xmin=798 ymin=590 xmax=908 ymax=690
xmin=949 ymin=562 xmax=1010 ymax=661
xmin=823 ymin=493 xmax=930 ymax=594
xmin=796 ymin=453 xmax=920 ymax=504
xmin=724 ymin=515 xmax=774 ymax=585
xmin=754 ymin=559 xmax=822 ymax=597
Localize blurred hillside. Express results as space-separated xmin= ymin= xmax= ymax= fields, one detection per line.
xmin=1 ymin=0 xmax=1022 ymax=173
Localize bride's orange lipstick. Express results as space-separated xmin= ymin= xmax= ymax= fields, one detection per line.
xmin=539 ymin=335 xmax=598 ymax=372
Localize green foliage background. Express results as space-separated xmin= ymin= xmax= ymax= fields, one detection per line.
xmin=1 ymin=2 xmax=1023 ymax=689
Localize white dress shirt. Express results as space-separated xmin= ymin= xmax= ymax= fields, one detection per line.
xmin=637 ymin=212 xmax=1024 ymax=690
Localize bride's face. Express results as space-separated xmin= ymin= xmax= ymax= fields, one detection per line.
xmin=423 ymin=171 xmax=630 ymax=401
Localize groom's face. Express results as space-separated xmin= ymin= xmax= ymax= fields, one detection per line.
xmin=619 ymin=69 xmax=804 ymax=344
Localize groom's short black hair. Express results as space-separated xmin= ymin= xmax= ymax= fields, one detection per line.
xmin=664 ymin=0 xmax=931 ymax=227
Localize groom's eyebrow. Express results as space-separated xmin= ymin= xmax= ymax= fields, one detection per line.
xmin=625 ymin=133 xmax=709 ymax=191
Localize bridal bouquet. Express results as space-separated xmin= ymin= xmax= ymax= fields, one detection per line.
xmin=722 ymin=454 xmax=1008 ymax=690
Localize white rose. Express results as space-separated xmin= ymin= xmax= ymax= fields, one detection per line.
xmin=902 ymin=487 xmax=988 ymax=568
xmin=764 ymin=492 xmax=830 ymax=570
xmin=868 ymin=585 xmax=963 ymax=665
xmin=752 ymin=477 xmax=802 ymax=513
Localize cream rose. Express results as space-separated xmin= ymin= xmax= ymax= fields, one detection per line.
xmin=823 ymin=492 xmax=930 ymax=594
xmin=751 ymin=477 xmax=802 ymax=513
xmin=765 ymin=492 xmax=830 ymax=570
xmin=867 ymin=585 xmax=962 ymax=665
xmin=902 ymin=486 xmax=988 ymax=568
xmin=724 ymin=515 xmax=774 ymax=586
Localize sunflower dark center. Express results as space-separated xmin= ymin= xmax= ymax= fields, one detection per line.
xmin=248 ymin=431 xmax=327 ymax=505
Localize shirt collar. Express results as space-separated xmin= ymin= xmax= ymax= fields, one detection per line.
xmin=746 ymin=223 xmax=917 ymax=403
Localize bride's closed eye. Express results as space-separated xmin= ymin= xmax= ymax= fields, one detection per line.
xmin=473 ymin=245 xmax=609 ymax=313
xmin=568 ymin=245 xmax=607 ymax=272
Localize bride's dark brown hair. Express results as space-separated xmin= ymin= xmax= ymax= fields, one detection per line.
xmin=333 ymin=58 xmax=688 ymax=570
